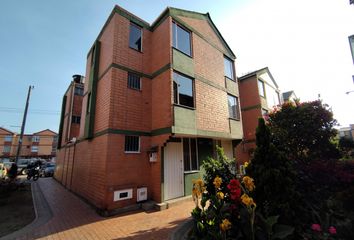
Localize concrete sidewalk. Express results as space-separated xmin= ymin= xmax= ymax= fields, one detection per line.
xmin=2 ymin=178 xmax=194 ymax=240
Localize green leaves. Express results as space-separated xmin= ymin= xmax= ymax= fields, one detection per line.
xmin=272 ymin=224 xmax=294 ymax=239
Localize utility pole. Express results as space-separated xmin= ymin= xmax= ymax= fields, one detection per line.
xmin=15 ymin=85 xmax=34 ymax=164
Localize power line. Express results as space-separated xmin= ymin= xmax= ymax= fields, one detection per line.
xmin=0 ymin=107 xmax=60 ymax=115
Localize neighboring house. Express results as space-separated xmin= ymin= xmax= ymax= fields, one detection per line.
xmin=55 ymin=5 xmax=243 ymax=213
xmin=0 ymin=127 xmax=57 ymax=160
xmin=235 ymin=67 xmax=282 ymax=164
xmin=0 ymin=127 xmax=15 ymax=158
xmin=282 ymin=90 xmax=297 ymax=102
xmin=58 ymin=74 xmax=84 ymax=148
xmin=339 ymin=124 xmax=354 ymax=140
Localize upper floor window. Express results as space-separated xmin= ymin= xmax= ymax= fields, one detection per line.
xmin=128 ymin=72 xmax=141 ymax=90
xmin=125 ymin=136 xmax=140 ymax=153
xmin=228 ymin=94 xmax=240 ymax=120
xmin=129 ymin=23 xmax=142 ymax=51
xmin=74 ymin=87 xmax=84 ymax=96
xmin=32 ymin=136 xmax=40 ymax=142
xmin=258 ymin=80 xmax=265 ymax=97
xmin=31 ymin=146 xmax=39 ymax=152
xmin=4 ymin=135 xmax=12 ymax=142
xmin=172 ymin=22 xmax=191 ymax=56
xmin=3 ymin=146 xmax=11 ymax=153
xmin=173 ymin=72 xmax=194 ymax=108
xmin=224 ymin=57 xmax=235 ymax=80
xmin=72 ymin=116 xmax=81 ymax=124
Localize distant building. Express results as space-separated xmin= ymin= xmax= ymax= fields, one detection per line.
xmin=235 ymin=67 xmax=282 ymax=164
xmin=282 ymin=90 xmax=297 ymax=102
xmin=0 ymin=127 xmax=57 ymax=160
xmin=339 ymin=124 xmax=354 ymax=140
xmin=57 ymin=74 xmax=84 ymax=148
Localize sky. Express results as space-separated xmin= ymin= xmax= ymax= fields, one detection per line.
xmin=0 ymin=0 xmax=353 ymax=134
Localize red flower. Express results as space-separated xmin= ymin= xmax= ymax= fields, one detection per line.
xmin=227 ymin=179 xmax=241 ymax=200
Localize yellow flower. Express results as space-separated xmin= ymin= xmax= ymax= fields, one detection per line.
xmin=192 ymin=178 xmax=205 ymax=205
xmin=241 ymin=194 xmax=256 ymax=208
xmin=220 ymin=218 xmax=232 ymax=231
xmin=244 ymin=162 xmax=249 ymax=168
xmin=242 ymin=176 xmax=255 ymax=192
xmin=213 ymin=176 xmax=222 ymax=189
xmin=216 ymin=191 xmax=224 ymax=200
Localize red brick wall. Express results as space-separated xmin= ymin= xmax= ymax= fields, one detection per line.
xmin=239 ymin=77 xmax=260 ymax=108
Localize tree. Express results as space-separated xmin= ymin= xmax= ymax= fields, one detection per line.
xmin=268 ymin=100 xmax=339 ymax=163
xmin=246 ymin=118 xmax=296 ymax=220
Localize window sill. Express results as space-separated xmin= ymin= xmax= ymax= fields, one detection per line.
xmin=229 ymin=117 xmax=240 ymax=121
xmin=125 ymin=151 xmax=141 ymax=154
xmin=172 ymin=47 xmax=192 ymax=58
xmin=173 ymin=104 xmax=195 ymax=110
xmin=128 ymin=87 xmax=142 ymax=92
xmin=129 ymin=47 xmax=143 ymax=53
xmin=184 ymin=170 xmax=200 ymax=174
xmin=224 ymin=76 xmax=236 ymax=82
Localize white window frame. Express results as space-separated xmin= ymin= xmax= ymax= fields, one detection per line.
xmin=32 ymin=136 xmax=40 ymax=142
xmin=3 ymin=145 xmax=11 ymax=153
xmin=124 ymin=136 xmax=140 ymax=153
xmin=31 ymin=146 xmax=39 ymax=152
xmin=4 ymin=135 xmax=12 ymax=142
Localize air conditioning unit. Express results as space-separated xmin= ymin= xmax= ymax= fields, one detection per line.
xmin=137 ymin=187 xmax=147 ymax=202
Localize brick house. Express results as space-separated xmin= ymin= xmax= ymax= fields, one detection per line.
xmin=0 ymin=127 xmax=57 ymax=160
xmin=55 ymin=5 xmax=243 ymax=213
xmin=57 ymin=74 xmax=84 ymax=148
xmin=235 ymin=67 xmax=282 ymax=164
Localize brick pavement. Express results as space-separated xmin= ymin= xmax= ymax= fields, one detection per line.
xmin=10 ymin=178 xmax=195 ymax=240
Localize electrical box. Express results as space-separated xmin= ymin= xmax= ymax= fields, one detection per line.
xmin=113 ymin=189 xmax=133 ymax=202
xmin=149 ymin=152 xmax=157 ymax=162
xmin=137 ymin=187 xmax=147 ymax=202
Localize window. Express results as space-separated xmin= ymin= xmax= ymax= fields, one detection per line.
xmin=3 ymin=146 xmax=11 ymax=153
xmin=224 ymin=57 xmax=235 ymax=80
xmin=125 ymin=136 xmax=140 ymax=153
xmin=74 ymin=87 xmax=84 ymax=96
xmin=127 ymin=72 xmax=141 ymax=90
xmin=172 ymin=22 xmax=192 ymax=56
xmin=32 ymin=136 xmax=40 ymax=142
xmin=72 ymin=116 xmax=81 ymax=124
xmin=183 ymin=138 xmax=198 ymax=171
xmin=31 ymin=146 xmax=39 ymax=152
xmin=173 ymin=72 xmax=194 ymax=108
xmin=4 ymin=135 xmax=12 ymax=142
xmin=228 ymin=95 xmax=240 ymax=120
xmin=258 ymin=80 xmax=265 ymax=97
xmin=129 ymin=23 xmax=142 ymax=51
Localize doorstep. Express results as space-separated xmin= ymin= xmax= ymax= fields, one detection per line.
xmin=155 ymin=195 xmax=192 ymax=211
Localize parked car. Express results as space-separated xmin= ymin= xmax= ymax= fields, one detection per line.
xmin=40 ymin=163 xmax=56 ymax=177
xmin=17 ymin=159 xmax=30 ymax=175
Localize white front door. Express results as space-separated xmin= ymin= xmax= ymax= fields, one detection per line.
xmin=164 ymin=142 xmax=184 ymax=200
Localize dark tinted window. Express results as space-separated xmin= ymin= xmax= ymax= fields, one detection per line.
xmin=128 ymin=72 xmax=141 ymax=90
xmin=173 ymin=72 xmax=194 ymax=108
xmin=125 ymin=136 xmax=140 ymax=152
xmin=129 ymin=23 xmax=142 ymax=51
xmin=224 ymin=57 xmax=234 ymax=80
xmin=74 ymin=87 xmax=84 ymax=96
xmin=72 ymin=116 xmax=81 ymax=124
xmin=172 ymin=22 xmax=191 ymax=56
xmin=228 ymin=95 xmax=240 ymax=120
xmin=183 ymin=138 xmax=198 ymax=171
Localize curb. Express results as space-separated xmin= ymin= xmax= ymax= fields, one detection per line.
xmin=0 ymin=180 xmax=53 ymax=240
xmin=170 ymin=217 xmax=193 ymax=240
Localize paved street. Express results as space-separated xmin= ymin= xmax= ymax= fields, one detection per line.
xmin=5 ymin=178 xmax=194 ymax=240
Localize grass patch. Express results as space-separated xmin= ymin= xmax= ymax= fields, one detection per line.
xmin=0 ymin=183 xmax=35 ymax=237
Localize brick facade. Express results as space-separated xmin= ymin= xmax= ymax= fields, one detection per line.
xmin=56 ymin=6 xmax=243 ymax=213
